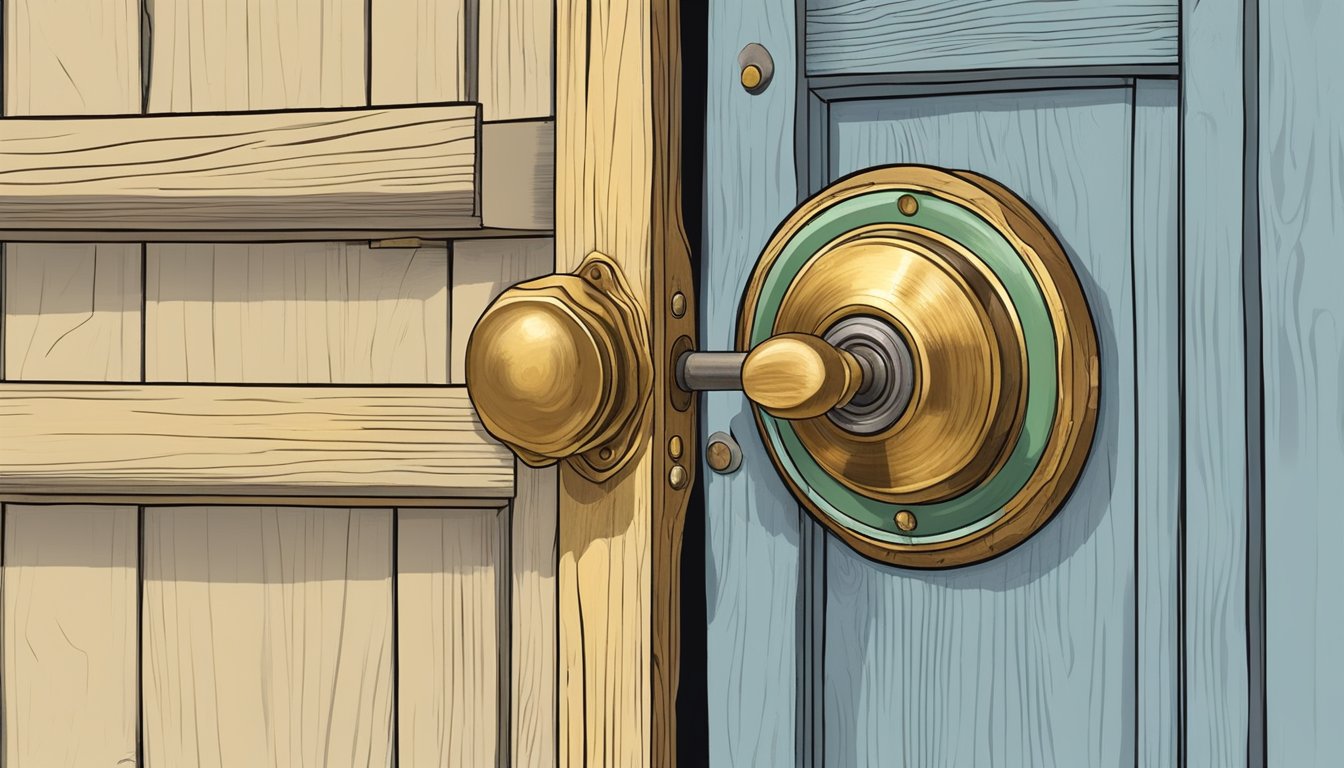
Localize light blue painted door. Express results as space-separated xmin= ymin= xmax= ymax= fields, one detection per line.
xmin=702 ymin=2 xmax=1186 ymax=765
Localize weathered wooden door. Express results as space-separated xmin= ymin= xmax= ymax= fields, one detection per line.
xmin=0 ymin=1 xmax=562 ymax=765
xmin=699 ymin=0 xmax=1335 ymax=765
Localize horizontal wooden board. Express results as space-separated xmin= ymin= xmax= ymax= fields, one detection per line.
xmin=0 ymin=105 xmax=479 ymax=237
xmin=805 ymin=0 xmax=1177 ymax=76
xmin=0 ymin=384 xmax=514 ymax=502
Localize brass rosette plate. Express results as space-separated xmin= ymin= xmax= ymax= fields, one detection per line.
xmin=740 ymin=166 xmax=1099 ymax=568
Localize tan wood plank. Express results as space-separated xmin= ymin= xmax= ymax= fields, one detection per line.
xmin=2 ymin=244 xmax=142 ymax=380
xmin=2 ymin=3 xmax=144 ymax=765
xmin=482 ymin=120 xmax=557 ymax=231
xmin=451 ymin=238 xmax=555 ymax=383
xmin=145 ymin=0 xmax=365 ymax=112
xmin=0 ymin=384 xmax=514 ymax=501
xmin=0 ymin=107 xmax=480 ymax=237
xmin=398 ymin=506 xmax=508 ymax=767
xmin=141 ymin=506 xmax=393 ymax=767
xmin=556 ymin=0 xmax=694 ymax=765
xmin=480 ymin=0 xmax=554 ymax=120
xmin=147 ymin=243 xmax=449 ymax=383
xmin=2 ymin=504 xmax=138 ymax=767
xmin=370 ymin=0 xmax=472 ymax=105
xmin=511 ymin=464 xmax=559 ymax=768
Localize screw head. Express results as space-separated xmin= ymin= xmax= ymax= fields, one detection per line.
xmin=895 ymin=510 xmax=917 ymax=532
xmin=669 ymin=465 xmax=689 ymax=490
xmin=741 ymin=64 xmax=763 ymax=90
xmin=705 ymin=431 xmax=742 ymax=474
xmin=897 ymin=194 xmax=919 ymax=216
xmin=670 ymin=291 xmax=687 ymax=319
xmin=668 ymin=435 xmax=684 ymax=460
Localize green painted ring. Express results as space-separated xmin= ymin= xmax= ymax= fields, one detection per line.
xmin=748 ymin=190 xmax=1059 ymax=543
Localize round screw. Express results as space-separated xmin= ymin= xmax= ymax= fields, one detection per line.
xmin=705 ymin=431 xmax=743 ymax=474
xmin=741 ymin=64 xmax=762 ymax=90
xmin=670 ymin=291 xmax=687 ymax=318
xmin=895 ymin=510 xmax=918 ymax=532
xmin=669 ymin=465 xmax=689 ymax=490
xmin=668 ymin=435 xmax=684 ymax=460
xmin=598 ymin=446 xmax=613 ymax=461
xmin=897 ymin=194 xmax=919 ymax=216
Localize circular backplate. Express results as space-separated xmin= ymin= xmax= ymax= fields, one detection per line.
xmin=739 ymin=166 xmax=1100 ymax=568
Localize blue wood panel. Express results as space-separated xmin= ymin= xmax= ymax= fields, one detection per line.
xmin=821 ymin=88 xmax=1137 ymax=765
xmin=1260 ymin=2 xmax=1344 ymax=763
xmin=1182 ymin=0 xmax=1254 ymax=762
xmin=806 ymin=0 xmax=1177 ymax=77
xmin=1134 ymin=79 xmax=1181 ymax=768
xmin=702 ymin=0 xmax=808 ymax=764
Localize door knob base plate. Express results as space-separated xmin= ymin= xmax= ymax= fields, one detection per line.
xmin=740 ymin=166 xmax=1099 ymax=568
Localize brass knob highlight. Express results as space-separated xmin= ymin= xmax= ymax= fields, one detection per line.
xmin=741 ymin=334 xmax=863 ymax=419
xmin=465 ymin=253 xmax=651 ymax=481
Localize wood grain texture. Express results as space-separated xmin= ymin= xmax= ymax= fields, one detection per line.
xmin=141 ymin=506 xmax=393 ymax=767
xmin=482 ymin=120 xmax=556 ymax=231
xmin=1260 ymin=2 xmax=1344 ymax=763
xmin=145 ymin=0 xmax=365 ymax=112
xmin=480 ymin=0 xmax=554 ymax=120
xmin=0 ymin=107 xmax=480 ymax=236
xmin=511 ymin=464 xmax=558 ymax=768
xmin=1183 ymin=0 xmax=1252 ymax=763
xmin=805 ymin=0 xmax=1178 ymax=76
xmin=450 ymin=238 xmax=554 ymax=383
xmin=1134 ymin=78 xmax=1181 ymax=768
xmin=2 ymin=244 xmax=142 ymax=380
xmin=2 ymin=504 xmax=138 ymax=768
xmin=823 ymin=89 xmax=1136 ymax=765
xmin=371 ymin=0 xmax=471 ymax=105
xmin=0 ymin=384 xmax=514 ymax=501
xmin=702 ymin=0 xmax=808 ymax=762
xmin=2 ymin=0 xmax=140 ymax=116
xmin=147 ymin=243 xmax=449 ymax=383
xmin=556 ymin=0 xmax=693 ymax=764
xmin=398 ymin=507 xmax=507 ymax=767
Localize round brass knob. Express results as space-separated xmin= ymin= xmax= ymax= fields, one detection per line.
xmin=465 ymin=253 xmax=651 ymax=480
xmin=741 ymin=333 xmax=864 ymax=419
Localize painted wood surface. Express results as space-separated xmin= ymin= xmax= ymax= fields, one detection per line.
xmin=0 ymin=385 xmax=513 ymax=501
xmin=147 ymin=243 xmax=449 ymax=383
xmin=702 ymin=0 xmax=807 ymax=763
xmin=821 ymin=88 xmax=1136 ymax=765
xmin=511 ymin=464 xmax=558 ymax=768
xmin=0 ymin=2 xmax=144 ymax=763
xmin=480 ymin=0 xmax=555 ymax=121
xmin=1260 ymin=2 xmax=1344 ymax=763
xmin=2 ymin=505 xmax=138 ymax=768
xmin=1182 ymin=0 xmax=1253 ymax=763
xmin=451 ymin=238 xmax=554 ymax=384
xmin=805 ymin=0 xmax=1178 ymax=76
xmin=141 ymin=506 xmax=394 ymax=767
xmin=371 ymin=0 xmax=471 ymax=105
xmin=554 ymin=0 xmax=694 ymax=763
xmin=0 ymin=107 xmax=480 ymax=236
xmin=398 ymin=506 xmax=507 ymax=767
xmin=1134 ymin=78 xmax=1181 ymax=768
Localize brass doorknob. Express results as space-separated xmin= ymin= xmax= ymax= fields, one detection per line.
xmin=465 ymin=253 xmax=651 ymax=480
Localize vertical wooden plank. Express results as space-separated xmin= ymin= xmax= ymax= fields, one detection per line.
xmin=397 ymin=506 xmax=507 ymax=767
xmin=2 ymin=505 xmax=138 ymax=767
xmin=555 ymin=0 xmax=693 ymax=764
xmin=141 ymin=506 xmax=394 ymax=767
xmin=370 ymin=0 xmax=471 ymax=105
xmin=702 ymin=0 xmax=805 ymax=762
xmin=821 ymin=89 xmax=1135 ymax=766
xmin=511 ymin=464 xmax=558 ymax=768
xmin=1183 ymin=0 xmax=1253 ymax=763
xmin=1 ymin=2 xmax=141 ymax=763
xmin=1134 ymin=78 xmax=1181 ymax=768
xmin=145 ymin=0 xmax=365 ymax=112
xmin=146 ymin=243 xmax=449 ymax=383
xmin=480 ymin=0 xmax=554 ymax=120
xmin=450 ymin=239 xmax=554 ymax=383
xmin=1260 ymin=2 xmax=1344 ymax=763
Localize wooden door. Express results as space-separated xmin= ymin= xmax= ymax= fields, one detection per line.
xmin=699 ymin=0 xmax=1310 ymax=764
xmin=0 ymin=1 xmax=561 ymax=765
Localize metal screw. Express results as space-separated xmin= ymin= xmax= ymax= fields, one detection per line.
xmin=738 ymin=43 xmax=774 ymax=94
xmin=598 ymin=446 xmax=613 ymax=461
xmin=668 ymin=435 xmax=683 ymax=460
xmin=670 ymin=291 xmax=687 ymax=319
xmin=895 ymin=510 xmax=917 ymax=532
xmin=669 ymin=465 xmax=689 ymax=490
xmin=898 ymin=195 xmax=919 ymax=216
xmin=705 ymin=431 xmax=742 ymax=474
xmin=740 ymin=64 xmax=762 ymax=90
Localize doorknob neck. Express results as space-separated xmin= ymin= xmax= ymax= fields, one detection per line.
xmin=677 ymin=334 xmax=865 ymax=420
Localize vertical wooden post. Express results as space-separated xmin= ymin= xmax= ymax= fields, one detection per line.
xmin=555 ymin=0 xmax=693 ymax=765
